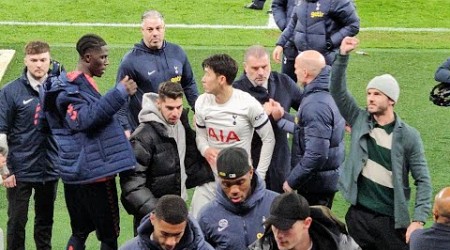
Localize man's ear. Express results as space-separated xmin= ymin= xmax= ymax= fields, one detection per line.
xmin=303 ymin=217 xmax=313 ymax=229
xmin=150 ymin=212 xmax=156 ymax=224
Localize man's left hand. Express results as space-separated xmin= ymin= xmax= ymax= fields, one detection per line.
xmin=405 ymin=221 xmax=424 ymax=243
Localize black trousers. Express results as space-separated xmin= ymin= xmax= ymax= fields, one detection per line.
xmin=6 ymin=180 xmax=58 ymax=250
xmin=298 ymin=190 xmax=335 ymax=209
xmin=64 ymin=178 xmax=120 ymax=250
xmin=345 ymin=205 xmax=408 ymax=250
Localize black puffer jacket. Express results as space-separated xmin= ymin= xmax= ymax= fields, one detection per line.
xmin=120 ymin=105 xmax=214 ymax=218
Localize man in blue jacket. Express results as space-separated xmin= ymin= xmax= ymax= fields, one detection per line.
xmin=233 ymin=45 xmax=302 ymax=193
xmin=410 ymin=187 xmax=450 ymax=250
xmin=116 ymin=10 xmax=199 ymax=134
xmin=273 ymin=0 xmax=359 ymax=67
xmin=275 ymin=50 xmax=345 ymax=208
xmin=0 ymin=41 xmax=61 ymax=250
xmin=330 ymin=37 xmax=432 ymax=250
xmin=120 ymin=195 xmax=213 ymax=250
xmin=198 ymin=147 xmax=278 ymax=250
xmin=42 ymin=34 xmax=138 ymax=250
xmin=271 ymin=0 xmax=300 ymax=82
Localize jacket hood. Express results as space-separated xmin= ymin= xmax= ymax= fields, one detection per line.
xmin=216 ymin=174 xmax=267 ymax=214
xmin=134 ymin=40 xmax=167 ymax=54
xmin=303 ymin=65 xmax=331 ymax=95
xmin=138 ymin=93 xmax=166 ymax=124
xmin=136 ymin=214 xmax=210 ymax=250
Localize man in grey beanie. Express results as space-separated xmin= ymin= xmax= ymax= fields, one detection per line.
xmin=329 ymin=36 xmax=432 ymax=250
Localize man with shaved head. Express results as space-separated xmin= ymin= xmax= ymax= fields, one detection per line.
xmin=410 ymin=187 xmax=450 ymax=249
xmin=277 ymin=50 xmax=345 ymax=208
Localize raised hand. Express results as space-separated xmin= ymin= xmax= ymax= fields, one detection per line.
xmin=339 ymin=37 xmax=359 ymax=56
xmin=120 ymin=75 xmax=138 ymax=96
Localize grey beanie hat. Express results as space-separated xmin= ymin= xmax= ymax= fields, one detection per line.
xmin=366 ymin=74 xmax=400 ymax=103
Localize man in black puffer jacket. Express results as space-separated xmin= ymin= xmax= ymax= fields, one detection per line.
xmin=120 ymin=81 xmax=214 ymax=234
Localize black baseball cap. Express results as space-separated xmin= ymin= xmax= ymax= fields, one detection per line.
xmin=265 ymin=192 xmax=310 ymax=230
xmin=217 ymin=147 xmax=251 ymax=179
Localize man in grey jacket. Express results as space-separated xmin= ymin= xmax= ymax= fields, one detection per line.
xmin=330 ymin=36 xmax=432 ymax=250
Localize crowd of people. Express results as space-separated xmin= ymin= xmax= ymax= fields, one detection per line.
xmin=0 ymin=2 xmax=449 ymax=250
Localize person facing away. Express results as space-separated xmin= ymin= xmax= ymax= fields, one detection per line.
xmin=249 ymin=192 xmax=360 ymax=250
xmin=189 ymin=53 xmax=275 ymax=218
xmin=120 ymin=194 xmax=214 ymax=250
xmin=41 ymin=33 xmax=138 ymax=250
xmin=0 ymin=40 xmax=62 ymax=250
xmin=120 ymin=81 xmax=214 ymax=234
xmin=116 ymin=10 xmax=199 ymax=134
xmin=198 ymin=147 xmax=278 ymax=250
xmin=272 ymin=50 xmax=345 ymax=209
xmin=233 ymin=45 xmax=302 ymax=193
xmin=330 ymin=36 xmax=432 ymax=250
xmin=272 ymin=0 xmax=360 ymax=70
xmin=410 ymin=187 xmax=450 ymax=250
xmin=435 ymin=57 xmax=450 ymax=84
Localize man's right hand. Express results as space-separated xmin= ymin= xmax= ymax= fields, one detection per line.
xmin=339 ymin=37 xmax=359 ymax=55
xmin=272 ymin=46 xmax=284 ymax=63
xmin=120 ymin=75 xmax=138 ymax=96
xmin=204 ymin=147 xmax=220 ymax=170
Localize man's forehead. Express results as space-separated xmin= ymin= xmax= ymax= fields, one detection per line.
xmin=26 ymin=51 xmax=50 ymax=58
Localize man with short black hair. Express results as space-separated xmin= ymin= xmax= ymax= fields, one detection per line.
xmin=42 ymin=33 xmax=138 ymax=249
xmin=120 ymin=195 xmax=213 ymax=250
xmin=190 ymin=54 xmax=275 ymax=218
xmin=0 ymin=40 xmax=62 ymax=250
xmin=198 ymin=147 xmax=278 ymax=250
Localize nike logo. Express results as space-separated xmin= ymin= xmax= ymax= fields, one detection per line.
xmin=148 ymin=70 xmax=156 ymax=76
xmin=23 ymin=98 xmax=34 ymax=105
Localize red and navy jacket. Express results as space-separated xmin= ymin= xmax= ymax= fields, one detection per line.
xmin=0 ymin=63 xmax=62 ymax=182
xmin=42 ymin=71 xmax=136 ymax=184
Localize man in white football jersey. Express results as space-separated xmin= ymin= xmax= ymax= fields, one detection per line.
xmin=190 ymin=54 xmax=275 ymax=218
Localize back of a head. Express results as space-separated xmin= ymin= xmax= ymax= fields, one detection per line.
xmin=25 ymin=41 xmax=50 ymax=55
xmin=297 ymin=50 xmax=326 ymax=77
xmin=158 ymin=81 xmax=184 ymax=101
xmin=76 ymin=34 xmax=107 ymax=57
xmin=244 ymin=45 xmax=269 ymax=62
xmin=154 ymin=195 xmax=188 ymax=225
xmin=434 ymin=187 xmax=450 ymax=223
xmin=202 ymin=54 xmax=238 ymax=85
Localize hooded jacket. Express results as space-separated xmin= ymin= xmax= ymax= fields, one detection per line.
xmin=289 ymin=66 xmax=345 ymax=194
xmin=116 ymin=40 xmax=199 ymax=131
xmin=42 ymin=71 xmax=136 ymax=184
xmin=198 ymin=175 xmax=278 ymax=250
xmin=233 ymin=71 xmax=302 ymax=193
xmin=120 ymin=93 xmax=214 ymax=218
xmin=0 ymin=63 xmax=62 ymax=182
xmin=276 ymin=0 xmax=360 ymax=65
xmin=120 ymin=213 xmax=214 ymax=250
